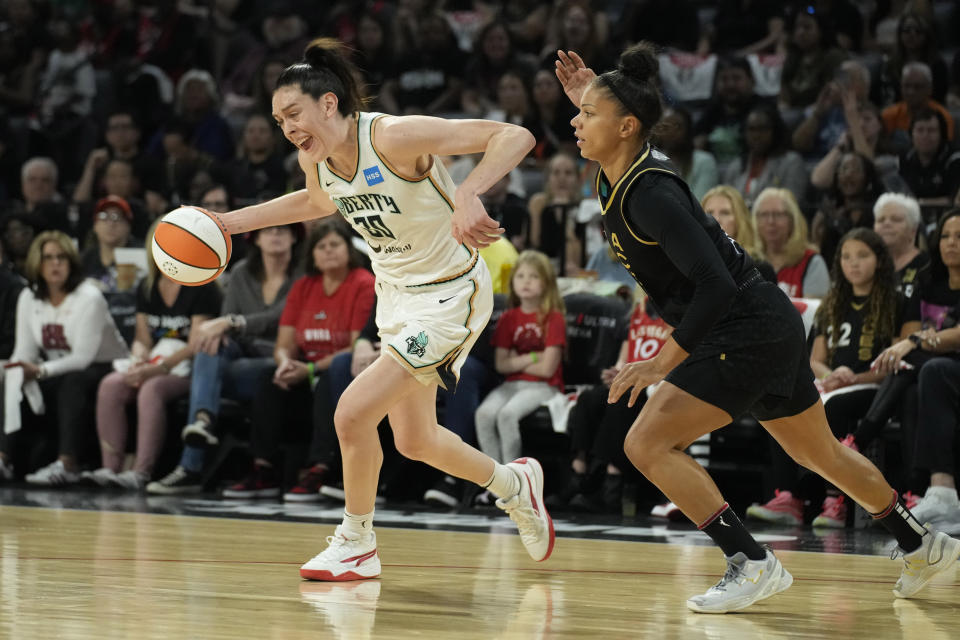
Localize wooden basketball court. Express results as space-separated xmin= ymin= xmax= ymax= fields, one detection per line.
xmin=1 ymin=504 xmax=957 ymax=639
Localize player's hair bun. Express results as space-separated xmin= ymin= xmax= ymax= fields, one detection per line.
xmin=304 ymin=37 xmax=343 ymax=70
xmin=617 ymin=43 xmax=659 ymax=84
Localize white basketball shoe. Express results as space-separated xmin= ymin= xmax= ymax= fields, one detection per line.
xmin=496 ymin=457 xmax=555 ymax=562
xmin=300 ymin=526 xmax=381 ymax=581
xmin=892 ymin=530 xmax=960 ymax=598
xmin=687 ymin=549 xmax=793 ymax=613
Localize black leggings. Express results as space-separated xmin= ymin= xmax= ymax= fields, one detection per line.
xmin=249 ymin=369 xmax=340 ymax=470
xmin=567 ymin=383 xmax=643 ymax=473
xmin=0 ymin=362 xmax=113 ymax=467
xmin=915 ymin=357 xmax=960 ymax=476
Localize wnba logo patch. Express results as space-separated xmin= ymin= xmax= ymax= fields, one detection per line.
xmin=363 ymin=165 xmax=384 ymax=186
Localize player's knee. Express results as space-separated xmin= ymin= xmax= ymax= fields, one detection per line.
xmin=623 ymin=430 xmax=655 ymax=471
xmin=333 ymin=403 xmax=367 ymax=444
xmin=393 ymin=429 xmax=431 ymax=461
xmin=783 ymin=441 xmax=822 ymax=472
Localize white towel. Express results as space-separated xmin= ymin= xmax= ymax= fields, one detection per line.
xmin=3 ymin=366 xmax=45 ymax=435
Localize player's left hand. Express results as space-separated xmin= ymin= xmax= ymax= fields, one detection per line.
xmin=452 ymin=193 xmax=503 ymax=249
xmin=608 ymin=360 xmax=664 ymax=407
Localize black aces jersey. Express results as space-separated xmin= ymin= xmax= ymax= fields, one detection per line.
xmin=596 ymin=144 xmax=757 ymax=351
xmin=813 ymin=295 xmax=905 ymax=372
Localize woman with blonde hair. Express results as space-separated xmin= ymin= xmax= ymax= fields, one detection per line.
xmin=752 ymin=187 xmax=829 ymax=298
xmin=2 ymin=231 xmax=127 ymax=485
xmin=701 ymin=185 xmax=760 ymax=256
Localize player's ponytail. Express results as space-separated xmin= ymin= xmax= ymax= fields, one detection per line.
xmin=276 ymin=37 xmax=367 ymax=116
xmin=595 ymin=41 xmax=663 ymax=139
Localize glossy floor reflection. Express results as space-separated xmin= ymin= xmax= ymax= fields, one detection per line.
xmin=1 ymin=505 xmax=957 ymax=639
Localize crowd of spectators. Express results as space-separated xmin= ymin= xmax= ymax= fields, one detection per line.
xmin=1 ymin=0 xmax=960 ymax=532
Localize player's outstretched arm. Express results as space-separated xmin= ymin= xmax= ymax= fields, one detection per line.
xmin=376 ymin=115 xmax=535 ymax=249
xmin=221 ymin=152 xmax=338 ymax=234
xmin=555 ymin=50 xmax=596 ymax=108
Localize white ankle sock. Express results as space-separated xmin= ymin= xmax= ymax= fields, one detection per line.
xmin=341 ymin=510 xmax=374 ymax=539
xmin=482 ymin=463 xmax=520 ymax=500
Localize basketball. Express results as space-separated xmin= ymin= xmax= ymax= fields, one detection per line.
xmin=151 ymin=206 xmax=232 ymax=286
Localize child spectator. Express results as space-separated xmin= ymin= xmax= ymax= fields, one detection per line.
xmin=475 ymin=250 xmax=566 ymax=468
xmin=748 ymin=228 xmax=913 ymax=527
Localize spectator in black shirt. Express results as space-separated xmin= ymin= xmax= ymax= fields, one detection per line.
xmin=556 ymin=41 xmax=948 ymax=612
xmin=215 ymin=113 xmax=289 ymax=208
xmin=899 ymin=108 xmax=960 ymax=214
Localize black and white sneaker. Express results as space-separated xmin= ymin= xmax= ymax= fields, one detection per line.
xmin=146 ymin=466 xmax=203 ymax=495
xmin=423 ymin=475 xmax=460 ymax=507
xmin=182 ymin=419 xmax=218 ymax=447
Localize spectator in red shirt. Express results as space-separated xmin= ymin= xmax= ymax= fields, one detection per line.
xmin=475 ymin=250 xmax=566 ymax=471
xmin=223 ymin=219 xmax=375 ymax=500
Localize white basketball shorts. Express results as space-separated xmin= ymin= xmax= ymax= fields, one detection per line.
xmin=378 ymin=256 xmax=493 ymax=389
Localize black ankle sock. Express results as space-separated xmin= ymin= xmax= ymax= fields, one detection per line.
xmin=698 ymin=503 xmax=766 ymax=561
xmin=872 ymin=491 xmax=926 ymax=553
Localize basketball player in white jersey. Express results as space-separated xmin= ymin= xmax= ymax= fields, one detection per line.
xmin=222 ymin=38 xmax=555 ymax=580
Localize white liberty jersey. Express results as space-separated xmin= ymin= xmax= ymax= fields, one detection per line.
xmin=317 ymin=111 xmax=478 ymax=287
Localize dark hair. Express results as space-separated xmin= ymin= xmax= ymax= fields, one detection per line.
xmin=163 ymin=116 xmax=194 ymax=141
xmin=909 ymin=106 xmax=948 ymax=142
xmin=744 ymin=102 xmax=790 ymax=158
xmin=928 ymin=208 xmax=960 ymax=283
xmin=304 ymin=218 xmax=365 ymax=276
xmin=893 ymin=12 xmax=939 ymax=69
xmin=818 ymin=227 xmax=898 ymax=364
xmin=105 ymin=108 xmax=139 ymax=129
xmin=245 ymin=225 xmax=301 ymax=282
xmin=831 ymin=151 xmax=883 ymax=203
xmin=789 ymin=5 xmax=837 ymax=50
xmin=715 ymin=55 xmax=754 ymax=81
xmin=276 ymin=38 xmax=367 ymax=116
xmin=474 ymin=19 xmax=514 ymax=64
xmin=594 ymin=41 xmax=663 ymax=139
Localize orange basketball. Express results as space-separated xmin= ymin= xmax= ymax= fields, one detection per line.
xmin=151 ymin=206 xmax=232 ymax=285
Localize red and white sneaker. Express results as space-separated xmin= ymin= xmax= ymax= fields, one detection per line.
xmin=745 ymin=489 xmax=803 ymax=526
xmin=651 ymin=501 xmax=684 ymax=521
xmin=497 ymin=457 xmax=555 ymax=562
xmin=300 ymin=526 xmax=381 ymax=581
xmin=812 ymin=495 xmax=847 ymax=528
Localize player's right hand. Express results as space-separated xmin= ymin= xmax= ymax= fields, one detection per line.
xmin=555 ymin=50 xmax=596 ymax=108
xmin=452 ymin=193 xmax=503 ymax=249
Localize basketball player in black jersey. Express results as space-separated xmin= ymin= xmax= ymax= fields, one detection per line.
xmin=555 ymin=43 xmax=960 ymax=613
